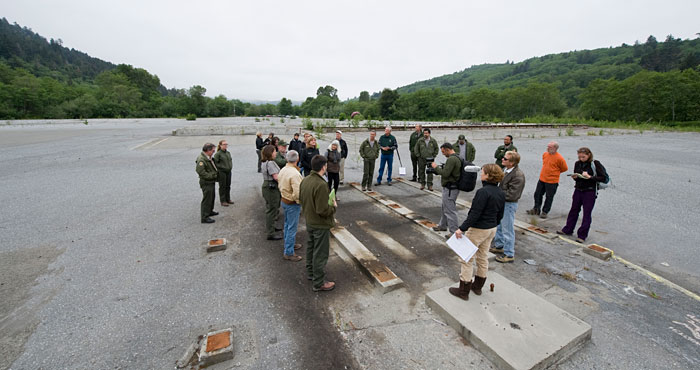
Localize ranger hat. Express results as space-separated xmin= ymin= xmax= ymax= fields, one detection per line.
xmin=458 ymin=134 xmax=466 ymax=140
xmin=277 ymin=139 xmax=288 ymax=146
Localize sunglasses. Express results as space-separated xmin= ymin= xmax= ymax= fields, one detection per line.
xmin=502 ymin=157 xmax=509 ymax=161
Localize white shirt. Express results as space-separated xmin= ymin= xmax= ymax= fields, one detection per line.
xmin=504 ymin=166 xmax=514 ymax=174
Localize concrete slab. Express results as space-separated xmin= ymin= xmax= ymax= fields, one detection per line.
xmin=426 ymin=272 xmax=591 ymax=370
xmin=331 ymin=226 xmax=404 ymax=293
xmin=350 ymin=182 xmax=496 ymax=262
xmin=198 ymin=328 xmax=234 ymax=367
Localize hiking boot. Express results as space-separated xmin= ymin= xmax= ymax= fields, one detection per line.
xmin=432 ymin=226 xmax=447 ymax=232
xmin=362 ymin=187 xmax=367 ymax=191
xmin=283 ymin=254 xmax=302 ymax=262
xmin=556 ymin=230 xmax=572 ymax=236
xmin=448 ymin=280 xmax=472 ymax=300
xmin=221 ymin=202 xmax=229 ymax=207
xmin=576 ymin=237 xmax=586 ymax=243
xmin=471 ymin=276 xmax=487 ymax=295
xmin=526 ymin=208 xmax=540 ymax=215
xmin=420 ymin=185 xmax=425 ymax=190
xmin=496 ymin=255 xmax=514 ymax=263
xmin=428 ymin=186 xmax=433 ymax=191
xmin=313 ymin=281 xmax=336 ymax=292
xmin=294 ymin=243 xmax=303 ymax=250
xmin=540 ymin=212 xmax=548 ymax=219
xmin=410 ymin=177 xmax=417 ymax=182
xmin=489 ymin=246 xmax=504 ymax=254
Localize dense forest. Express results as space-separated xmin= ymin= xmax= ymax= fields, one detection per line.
xmin=1 ymin=17 xmax=699 ymax=125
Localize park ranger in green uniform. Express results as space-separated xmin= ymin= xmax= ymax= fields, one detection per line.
xmin=409 ymin=124 xmax=423 ymax=181
xmin=454 ymin=134 xmax=476 ymax=163
xmin=196 ymin=143 xmax=219 ymax=224
xmin=274 ymin=140 xmax=288 ymax=168
xmin=359 ymin=130 xmax=380 ymax=191
xmin=299 ymin=155 xmax=337 ymax=292
xmin=414 ymin=128 xmax=439 ymax=191
xmin=495 ymin=135 xmax=517 ymax=168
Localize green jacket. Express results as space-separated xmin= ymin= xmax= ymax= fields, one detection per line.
xmin=196 ymin=153 xmax=218 ymax=184
xmin=495 ymin=144 xmax=517 ymax=167
xmin=432 ymin=153 xmax=462 ymax=187
xmin=213 ymin=149 xmax=232 ymax=172
xmin=409 ymin=130 xmax=422 ymax=156
xmin=274 ymin=151 xmax=287 ymax=168
xmin=378 ymin=134 xmax=397 ymax=155
xmin=299 ymin=171 xmax=336 ymax=229
xmin=454 ymin=140 xmax=476 ymax=162
xmin=414 ymin=137 xmax=439 ymax=159
xmin=359 ymin=139 xmax=380 ymax=160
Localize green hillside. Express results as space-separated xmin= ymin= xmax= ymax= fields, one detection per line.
xmin=398 ymin=36 xmax=700 ymax=107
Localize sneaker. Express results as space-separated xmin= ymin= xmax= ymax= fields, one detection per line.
xmin=489 ymin=246 xmax=505 ymax=254
xmin=362 ymin=187 xmax=367 ymax=191
xmin=420 ymin=185 xmax=425 ymax=190
xmin=432 ymin=226 xmax=447 ymax=232
xmin=576 ymin=237 xmax=586 ymax=243
xmin=221 ymin=202 xmax=229 ymax=207
xmin=540 ymin=212 xmax=548 ymax=219
xmin=367 ymin=187 xmax=372 ymax=191
xmin=375 ymin=182 xmax=381 ymax=186
xmin=294 ymin=243 xmax=303 ymax=250
xmin=340 ymin=181 xmax=344 ymax=185
xmin=526 ymin=208 xmax=540 ymax=215
xmin=495 ymin=255 xmax=514 ymax=263
xmin=387 ymin=182 xmax=392 ymax=186
xmin=556 ymin=230 xmax=572 ymax=236
xmin=427 ymin=186 xmax=433 ymax=191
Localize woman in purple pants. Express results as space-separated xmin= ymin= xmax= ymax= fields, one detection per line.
xmin=557 ymin=147 xmax=607 ymax=243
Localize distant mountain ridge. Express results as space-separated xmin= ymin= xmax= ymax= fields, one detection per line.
xmin=0 ymin=17 xmax=116 ymax=82
xmin=397 ymin=35 xmax=700 ymax=106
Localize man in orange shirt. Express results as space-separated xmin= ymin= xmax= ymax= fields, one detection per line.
xmin=526 ymin=141 xmax=568 ymax=218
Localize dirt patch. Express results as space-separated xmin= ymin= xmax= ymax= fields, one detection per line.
xmin=418 ymin=220 xmax=438 ymax=228
xmin=527 ymin=225 xmax=550 ymax=234
xmin=0 ymin=245 xmax=64 ymax=370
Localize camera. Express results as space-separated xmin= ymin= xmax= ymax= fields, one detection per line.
xmin=425 ymin=157 xmax=437 ymax=174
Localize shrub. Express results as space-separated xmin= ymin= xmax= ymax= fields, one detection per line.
xmin=302 ymin=117 xmax=314 ymax=130
xmin=339 ymin=113 xmax=346 ymax=121
xmin=186 ymin=114 xmax=197 ymax=121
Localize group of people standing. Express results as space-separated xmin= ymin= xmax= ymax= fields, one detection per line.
xmin=195 ymin=140 xmax=234 ymax=224
xmin=254 ymin=130 xmax=349 ymax=292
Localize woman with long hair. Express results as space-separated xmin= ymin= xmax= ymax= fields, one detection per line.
xmin=261 ymin=145 xmax=282 ymax=240
xmin=557 ymin=147 xmax=607 ymax=243
xmin=213 ymin=140 xmax=233 ymax=206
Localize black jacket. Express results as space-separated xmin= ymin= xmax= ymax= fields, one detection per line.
xmin=339 ymin=138 xmax=348 ymax=159
xmin=459 ymin=182 xmax=505 ymax=231
xmin=573 ymin=160 xmax=607 ymax=191
xmin=288 ymin=138 xmax=303 ymax=153
xmin=300 ymin=147 xmax=320 ymax=172
xmin=256 ymin=137 xmax=265 ymax=150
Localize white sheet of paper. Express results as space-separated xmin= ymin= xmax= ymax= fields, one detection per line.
xmin=399 ymin=167 xmax=406 ymax=175
xmin=446 ymin=233 xmax=479 ymax=263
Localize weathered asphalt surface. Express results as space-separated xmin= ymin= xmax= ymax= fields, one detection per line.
xmin=1 ymin=118 xmax=699 ymax=369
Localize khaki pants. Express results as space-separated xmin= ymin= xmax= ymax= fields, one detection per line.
xmin=459 ymin=227 xmax=497 ymax=282
xmin=339 ymin=158 xmax=346 ymax=183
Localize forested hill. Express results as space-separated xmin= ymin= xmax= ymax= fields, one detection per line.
xmin=0 ymin=18 xmax=116 ymax=82
xmin=398 ymin=35 xmax=700 ymax=106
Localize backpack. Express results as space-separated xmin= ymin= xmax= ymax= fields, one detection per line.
xmin=591 ymin=160 xmax=610 ymax=190
xmin=457 ymin=158 xmax=477 ymax=192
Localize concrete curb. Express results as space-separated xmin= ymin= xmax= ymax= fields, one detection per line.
xmin=394 ymin=178 xmax=557 ymax=242
xmin=348 ymin=182 xmax=496 ymax=262
xmin=198 ymin=328 xmax=234 ymax=367
xmin=331 ymin=226 xmax=404 ymax=294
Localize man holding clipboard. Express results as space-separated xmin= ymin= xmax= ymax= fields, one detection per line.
xmin=447 ymin=164 xmax=505 ymax=300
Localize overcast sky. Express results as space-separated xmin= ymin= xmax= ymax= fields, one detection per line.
xmin=4 ymin=0 xmax=699 ymax=101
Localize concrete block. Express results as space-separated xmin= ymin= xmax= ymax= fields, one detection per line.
xmin=199 ymin=328 xmax=234 ymax=367
xmin=331 ymin=226 xmax=404 ymax=293
xmin=206 ymin=238 xmax=227 ymax=253
xmin=582 ymin=244 xmax=612 ymax=261
xmin=426 ymin=272 xmax=591 ymax=370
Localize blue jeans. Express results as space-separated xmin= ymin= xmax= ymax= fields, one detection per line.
xmin=281 ymin=202 xmax=301 ymax=256
xmin=493 ymin=201 xmax=518 ymax=257
xmin=377 ymin=153 xmax=393 ymax=183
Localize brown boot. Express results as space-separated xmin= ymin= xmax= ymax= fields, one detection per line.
xmin=471 ymin=275 xmax=487 ymax=295
xmin=448 ymin=280 xmax=472 ymax=300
